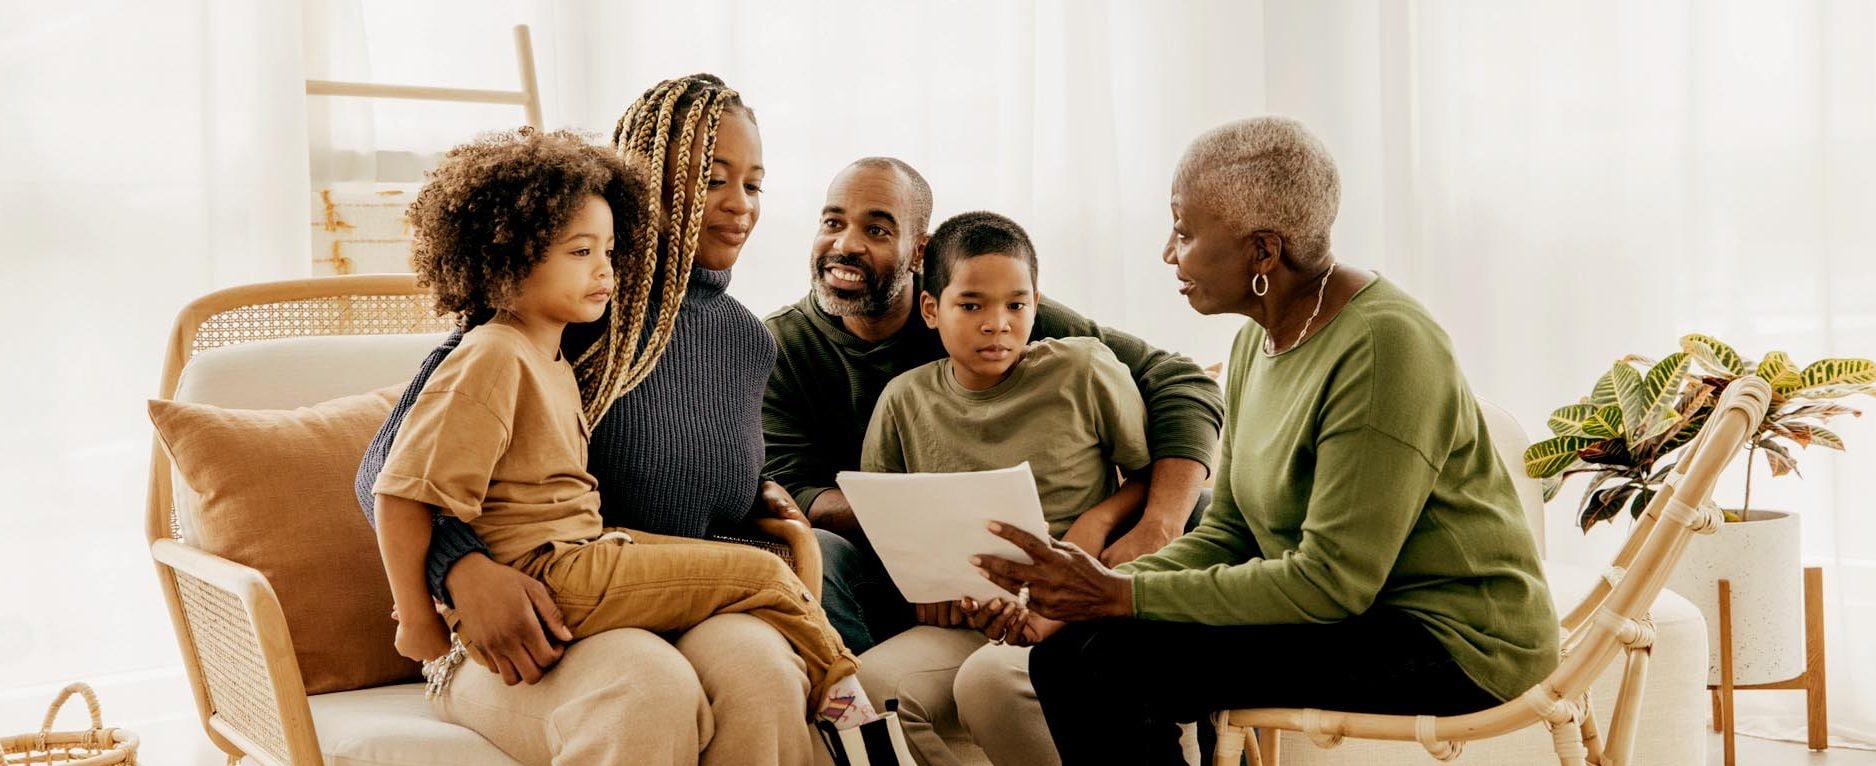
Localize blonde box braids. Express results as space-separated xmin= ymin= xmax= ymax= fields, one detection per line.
xmin=575 ymin=74 xmax=742 ymax=422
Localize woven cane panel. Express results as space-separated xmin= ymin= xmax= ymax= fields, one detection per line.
xmin=174 ymin=571 xmax=289 ymax=764
xmin=190 ymin=294 xmax=450 ymax=358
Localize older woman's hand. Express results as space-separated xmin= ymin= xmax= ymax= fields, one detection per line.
xmin=972 ymin=522 xmax=1134 ymax=623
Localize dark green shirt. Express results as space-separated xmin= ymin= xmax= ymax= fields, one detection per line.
xmin=1119 ymin=276 xmax=1558 ymax=702
xmin=763 ymin=283 xmax=1224 ymax=514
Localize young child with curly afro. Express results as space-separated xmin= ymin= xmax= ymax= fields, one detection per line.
xmin=369 ymin=127 xmax=878 ymax=731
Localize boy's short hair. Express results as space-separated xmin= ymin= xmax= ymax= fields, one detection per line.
xmin=408 ymin=128 xmax=655 ymax=327
xmin=921 ymin=211 xmax=1038 ymax=300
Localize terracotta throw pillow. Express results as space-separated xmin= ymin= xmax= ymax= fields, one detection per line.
xmin=148 ymin=386 xmax=419 ymax=694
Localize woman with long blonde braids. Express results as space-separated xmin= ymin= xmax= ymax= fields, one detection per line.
xmin=359 ymin=74 xmax=833 ymax=765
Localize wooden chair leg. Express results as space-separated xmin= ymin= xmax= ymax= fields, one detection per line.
xmin=1718 ymin=579 xmax=1736 ymax=766
xmin=1803 ymin=567 xmax=1828 ymax=751
xmin=1213 ymin=713 xmax=1247 ymax=766
xmin=1256 ymin=727 xmax=1280 ymax=765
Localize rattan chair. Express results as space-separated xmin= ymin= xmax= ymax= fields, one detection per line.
xmin=146 ymin=274 xmax=822 ymax=765
xmin=1212 ymin=376 xmax=1773 ymax=766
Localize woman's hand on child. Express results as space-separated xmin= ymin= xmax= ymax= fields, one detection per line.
xmin=753 ymin=480 xmax=810 ymax=525
xmin=445 ymin=553 xmax=573 ymax=685
xmin=395 ymin=613 xmax=453 ymax=662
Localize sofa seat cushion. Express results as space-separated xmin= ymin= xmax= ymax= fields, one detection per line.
xmin=304 ymin=684 xmax=520 ymax=765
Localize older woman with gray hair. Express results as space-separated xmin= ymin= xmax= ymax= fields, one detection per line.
xmin=972 ymin=117 xmax=1558 ymax=764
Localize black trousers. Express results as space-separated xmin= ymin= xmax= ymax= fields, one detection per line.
xmin=1029 ymin=609 xmax=1502 ymax=765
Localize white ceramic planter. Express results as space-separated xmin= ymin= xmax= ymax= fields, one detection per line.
xmin=1665 ymin=509 xmax=1804 ymax=685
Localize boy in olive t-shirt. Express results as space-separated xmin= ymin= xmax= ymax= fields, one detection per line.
xmin=861 ymin=211 xmax=1153 ymax=613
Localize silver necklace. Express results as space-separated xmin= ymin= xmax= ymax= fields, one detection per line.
xmin=1263 ymin=262 xmax=1338 ymax=356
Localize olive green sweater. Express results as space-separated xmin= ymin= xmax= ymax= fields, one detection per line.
xmin=1118 ymin=276 xmax=1558 ymax=702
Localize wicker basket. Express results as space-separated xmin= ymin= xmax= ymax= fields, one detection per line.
xmin=0 ymin=684 xmax=139 ymax=765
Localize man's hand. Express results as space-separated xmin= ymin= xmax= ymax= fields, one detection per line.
xmin=807 ymin=489 xmax=863 ymax=536
xmin=914 ymin=600 xmax=967 ymax=628
xmin=1060 ymin=516 xmax=1116 ymax=562
xmin=1098 ymin=519 xmax=1180 ymax=568
xmin=753 ymin=480 xmax=809 ymax=525
xmin=1097 ymin=457 xmax=1208 ymax=566
xmin=444 ymin=553 xmax=575 ymax=685
xmin=394 ymin=612 xmax=453 ymax=662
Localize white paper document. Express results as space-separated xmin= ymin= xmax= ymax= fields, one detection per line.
xmin=836 ymin=462 xmax=1053 ymax=604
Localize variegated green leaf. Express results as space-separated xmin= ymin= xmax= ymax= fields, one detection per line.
xmin=1681 ymin=334 xmax=1746 ymax=376
xmin=1662 ymin=407 xmax=1709 ymax=454
xmin=1628 ymin=485 xmax=1658 ymax=520
xmin=1809 ymin=425 xmax=1845 ymax=451
xmin=1588 ymin=367 xmax=1618 ymax=407
xmin=1790 ymin=383 xmax=1876 ymax=400
xmin=1525 ymin=436 xmax=1596 ymax=479
xmin=1540 ymin=476 xmax=1563 ymax=503
xmin=1797 ymin=358 xmax=1875 ymax=393
xmin=1643 ymin=354 xmax=1703 ymax=439
xmin=1781 ymin=402 xmax=1860 ymax=420
xmin=1580 ymin=482 xmax=1641 ymax=531
xmin=1757 ymin=439 xmax=1801 ymax=477
xmin=1755 ymin=352 xmax=1803 ymax=396
xmin=1547 ymin=404 xmax=1597 ymax=437
xmin=1582 ymin=404 xmax=1624 ymax=439
xmin=1769 ymin=421 xmax=1813 ymax=448
xmin=1611 ymin=361 xmax=1649 ymax=442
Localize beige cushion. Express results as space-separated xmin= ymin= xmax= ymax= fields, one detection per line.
xmin=301 ymin=684 xmax=520 ymax=765
xmin=149 ymin=386 xmax=420 ymax=695
xmin=173 ymin=332 xmax=448 ymax=410
xmin=1477 ymin=398 xmax=1546 ymax=557
xmin=169 ymin=333 xmax=447 ymax=542
xmin=1274 ymin=560 xmax=1708 ymax=765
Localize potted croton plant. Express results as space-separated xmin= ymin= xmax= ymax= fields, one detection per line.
xmin=1525 ymin=334 xmax=1873 ymax=684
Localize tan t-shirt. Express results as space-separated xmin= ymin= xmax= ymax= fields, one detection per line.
xmin=861 ymin=337 xmax=1151 ymax=537
xmin=375 ymin=321 xmax=602 ymax=565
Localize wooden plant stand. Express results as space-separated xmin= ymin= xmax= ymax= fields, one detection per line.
xmin=1710 ymin=566 xmax=1828 ymax=766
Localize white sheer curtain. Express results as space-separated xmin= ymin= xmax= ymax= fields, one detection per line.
xmin=539 ymin=0 xmax=1268 ymax=366
xmin=0 ymin=0 xmax=309 ymax=726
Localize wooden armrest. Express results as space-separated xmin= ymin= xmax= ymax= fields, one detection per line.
xmin=709 ymin=518 xmax=823 ymax=600
xmin=150 ymin=539 xmax=321 ymax=765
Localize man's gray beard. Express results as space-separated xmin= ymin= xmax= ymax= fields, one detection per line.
xmin=816 ymin=274 xmax=910 ymax=319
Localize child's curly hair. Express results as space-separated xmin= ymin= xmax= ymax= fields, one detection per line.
xmin=407 ymin=128 xmax=656 ymax=330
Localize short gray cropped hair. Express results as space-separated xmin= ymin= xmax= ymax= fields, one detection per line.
xmin=1175 ymin=116 xmax=1340 ymax=269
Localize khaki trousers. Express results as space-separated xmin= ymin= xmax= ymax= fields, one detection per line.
xmin=435 ymin=614 xmax=824 ymax=765
xmin=857 ymin=626 xmax=1198 ymax=766
xmin=482 ymin=529 xmax=858 ymax=705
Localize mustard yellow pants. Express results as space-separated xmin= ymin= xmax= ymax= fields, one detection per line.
xmin=461 ymin=528 xmax=859 ymax=707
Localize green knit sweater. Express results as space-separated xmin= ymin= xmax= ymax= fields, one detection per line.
xmin=763 ymin=282 xmax=1225 ymax=514
xmin=1118 ymin=276 xmax=1558 ymax=702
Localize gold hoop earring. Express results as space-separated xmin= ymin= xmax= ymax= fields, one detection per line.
xmin=1251 ymin=272 xmax=1269 ymax=297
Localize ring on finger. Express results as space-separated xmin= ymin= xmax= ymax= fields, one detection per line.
xmin=1016 ymin=583 xmax=1031 ymax=610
